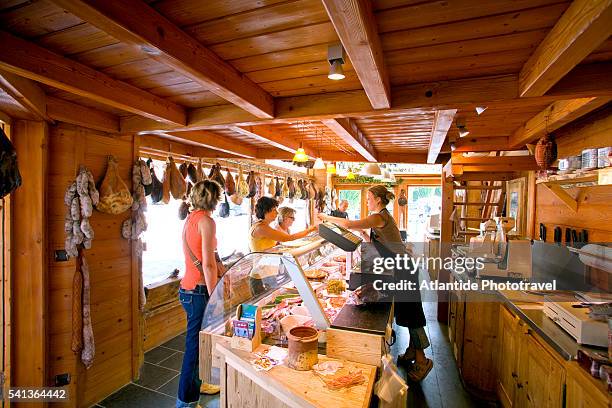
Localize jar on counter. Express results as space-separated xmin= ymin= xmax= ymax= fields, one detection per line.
xmin=608 ymin=318 xmax=612 ymax=360
xmin=582 ymin=149 xmax=598 ymax=170
xmin=567 ymin=155 xmax=582 ymax=172
xmin=558 ymin=158 xmax=569 ymax=173
xmin=597 ymin=147 xmax=611 ymax=168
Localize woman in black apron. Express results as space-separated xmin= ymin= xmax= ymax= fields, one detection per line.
xmin=318 ymin=185 xmax=432 ymax=381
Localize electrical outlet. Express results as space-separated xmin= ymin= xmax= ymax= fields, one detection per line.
xmin=55 ymin=373 xmax=70 ymax=386
xmin=54 ymin=250 xmax=69 ymax=262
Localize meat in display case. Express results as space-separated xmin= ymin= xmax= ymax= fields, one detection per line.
xmin=199 ymin=238 xmax=351 ymax=381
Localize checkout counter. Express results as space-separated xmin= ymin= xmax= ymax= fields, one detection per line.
xmin=198 ymin=224 xmax=396 ymax=408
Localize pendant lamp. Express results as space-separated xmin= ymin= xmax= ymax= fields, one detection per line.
xmin=346 ymin=168 xmax=355 ymax=180
xmin=361 ymin=162 xmax=382 ymax=176
xmin=313 ymin=157 xmax=325 ymax=169
xmin=292 ymin=145 xmax=308 ymax=163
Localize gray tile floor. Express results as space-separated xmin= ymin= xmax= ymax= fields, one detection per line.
xmin=92 ymin=302 xmax=486 ymax=408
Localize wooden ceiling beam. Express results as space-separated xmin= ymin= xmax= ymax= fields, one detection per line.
xmin=321 ymin=0 xmax=390 ymax=109
xmin=428 ymin=109 xmax=457 ymax=164
xmin=231 ymin=125 xmax=318 ymax=158
xmin=255 ymin=148 xmax=361 ymax=162
xmin=52 ymin=0 xmax=274 ymax=119
xmin=46 ymin=96 xmax=120 ymax=133
xmin=519 ymin=0 xmax=612 ymax=97
xmin=453 ymin=137 xmax=511 ymax=152
xmin=0 ymin=30 xmax=185 ymax=125
xmin=139 ymin=134 xmax=240 ymax=160
xmin=509 ymin=97 xmax=610 ymax=148
xmin=121 ymin=66 xmax=612 ymax=133
xmin=0 ymin=70 xmax=51 ymax=122
xmin=451 ymin=154 xmax=536 ymax=167
xmin=163 ymin=130 xmax=258 ymax=159
xmin=321 ymin=118 xmax=378 ymax=162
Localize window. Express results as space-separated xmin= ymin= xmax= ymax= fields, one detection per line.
xmin=141 ymin=160 xmax=251 ymax=286
xmin=407 ymin=186 xmax=442 ymax=240
xmin=338 ymin=189 xmax=361 ymax=220
xmin=278 ymin=197 xmax=308 ymax=232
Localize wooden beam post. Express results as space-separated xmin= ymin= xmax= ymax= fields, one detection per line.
xmin=52 ymin=0 xmax=274 ymax=118
xmin=321 ymin=118 xmax=378 ymax=162
xmin=46 ymin=96 xmax=119 ymax=133
xmin=11 ymin=120 xmax=48 ymax=393
xmin=163 ymin=130 xmax=259 ymax=158
xmin=438 ymin=166 xmax=454 ymax=323
xmin=0 ymin=70 xmax=52 ymax=123
xmin=232 ymin=125 xmax=318 ymax=158
xmin=509 ymin=97 xmax=610 ymax=148
xmin=321 ymin=0 xmax=390 ymax=109
xmin=0 ymin=30 xmax=186 ymax=125
xmin=519 ymin=0 xmax=612 ymax=97
xmin=428 ymin=109 xmax=457 ymax=164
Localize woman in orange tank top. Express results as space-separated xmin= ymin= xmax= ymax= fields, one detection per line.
xmin=177 ymin=180 xmax=223 ymax=407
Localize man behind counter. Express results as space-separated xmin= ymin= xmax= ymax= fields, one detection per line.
xmin=330 ymin=199 xmax=349 ymax=219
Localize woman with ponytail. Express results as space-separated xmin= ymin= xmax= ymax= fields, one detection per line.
xmin=318 ymin=184 xmax=432 ymax=381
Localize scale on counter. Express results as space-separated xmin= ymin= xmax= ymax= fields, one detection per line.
xmin=318 ymin=222 xmax=362 ymax=252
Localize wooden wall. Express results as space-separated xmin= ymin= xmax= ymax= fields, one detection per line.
xmin=47 ymin=123 xmax=136 ymax=407
xmin=533 ymin=106 xmax=612 ymax=291
xmin=11 ymin=120 xmax=48 ymax=408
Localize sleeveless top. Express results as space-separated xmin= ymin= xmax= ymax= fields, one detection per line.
xmin=249 ymin=220 xmax=278 ymax=252
xmin=181 ymin=210 xmax=217 ymax=290
xmin=370 ymin=208 xmax=408 ymax=255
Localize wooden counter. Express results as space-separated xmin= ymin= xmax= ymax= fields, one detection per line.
xmin=215 ymin=344 xmax=377 ymax=408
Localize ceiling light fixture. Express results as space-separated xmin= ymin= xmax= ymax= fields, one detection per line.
xmin=327 ymin=43 xmax=345 ymax=81
xmin=456 ymin=118 xmax=469 ymax=138
xmin=475 ymin=106 xmax=488 ymax=115
xmin=292 ymin=144 xmax=308 ymax=163
xmin=360 ymin=162 xmax=382 ymax=176
xmin=326 ymin=162 xmax=337 ymax=174
xmin=313 ymin=157 xmax=325 ymax=169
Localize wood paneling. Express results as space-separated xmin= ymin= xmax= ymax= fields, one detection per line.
xmin=0 ymin=30 xmax=186 ymax=124
xmin=54 ymin=0 xmax=275 ymax=118
xmin=11 ymin=121 xmax=48 ymax=397
xmin=322 ymin=0 xmax=390 ymax=109
xmin=47 ymin=123 xmax=137 ymax=407
xmin=519 ymin=0 xmax=612 ymax=97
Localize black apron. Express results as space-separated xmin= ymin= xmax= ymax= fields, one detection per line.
xmin=370 ymin=229 xmax=426 ymax=329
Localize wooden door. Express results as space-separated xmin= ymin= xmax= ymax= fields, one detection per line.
xmin=565 ymin=363 xmax=609 ymax=408
xmin=497 ymin=307 xmax=519 ymax=408
xmin=522 ymin=334 xmax=565 ymax=408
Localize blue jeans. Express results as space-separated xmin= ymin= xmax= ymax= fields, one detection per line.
xmin=176 ymin=285 xmax=209 ymax=408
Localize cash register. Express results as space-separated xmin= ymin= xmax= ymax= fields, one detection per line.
xmin=318 ymin=222 xmax=363 ymax=252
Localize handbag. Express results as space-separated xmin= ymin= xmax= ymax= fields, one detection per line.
xmin=219 ymin=193 xmax=230 ymax=218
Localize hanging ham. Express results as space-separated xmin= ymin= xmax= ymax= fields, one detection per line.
xmin=168 ymin=157 xmax=186 ymax=200
xmin=246 ymin=171 xmax=256 ymax=198
xmin=225 ymin=168 xmax=236 ymax=196
xmin=96 ymin=155 xmax=133 ymax=215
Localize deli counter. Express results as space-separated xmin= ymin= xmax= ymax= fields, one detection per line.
xmin=198 ymin=235 xmax=394 ymax=408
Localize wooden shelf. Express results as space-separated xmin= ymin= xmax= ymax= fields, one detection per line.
xmin=536 ymin=168 xmax=611 ymax=187
xmin=537 ymin=168 xmax=611 ymax=212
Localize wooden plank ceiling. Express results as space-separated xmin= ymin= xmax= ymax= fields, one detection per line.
xmin=0 ymin=0 xmax=611 ymax=164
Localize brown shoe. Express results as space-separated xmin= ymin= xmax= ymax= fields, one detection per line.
xmin=397 ymin=347 xmax=416 ymax=366
xmin=407 ymin=358 xmax=433 ymax=382
xmin=200 ymin=383 xmax=220 ymax=394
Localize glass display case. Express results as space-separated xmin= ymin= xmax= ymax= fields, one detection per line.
xmin=202 ymin=236 xmax=346 ymax=344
